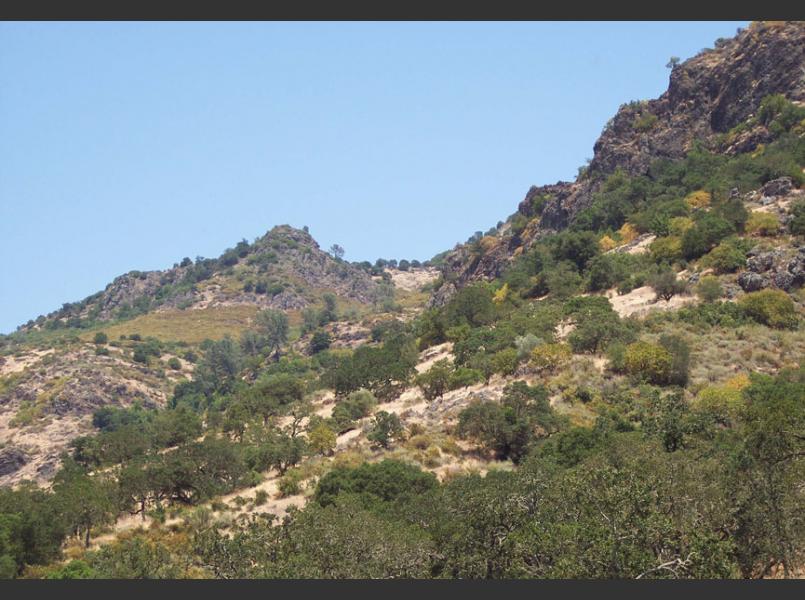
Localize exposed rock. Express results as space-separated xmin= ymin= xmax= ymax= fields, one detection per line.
xmin=738 ymin=272 xmax=769 ymax=292
xmin=760 ymin=177 xmax=794 ymax=199
xmin=0 ymin=447 xmax=28 ymax=477
xmin=747 ymin=252 xmax=777 ymax=273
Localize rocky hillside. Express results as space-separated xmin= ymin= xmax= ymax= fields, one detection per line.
xmin=20 ymin=225 xmax=384 ymax=332
xmin=430 ymin=21 xmax=805 ymax=305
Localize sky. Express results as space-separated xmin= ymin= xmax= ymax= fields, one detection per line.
xmin=0 ymin=21 xmax=748 ymax=333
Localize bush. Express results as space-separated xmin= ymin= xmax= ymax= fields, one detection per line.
xmin=93 ymin=332 xmax=108 ymax=345
xmin=695 ymin=276 xmax=723 ymax=303
xmin=94 ymin=346 xmax=110 ymax=356
xmin=491 ymin=348 xmax=519 ymax=376
xmin=167 ymin=357 xmax=182 ymax=370
xmin=658 ymin=334 xmax=690 ymax=387
xmin=514 ymin=334 xmax=542 ymax=359
xmin=685 ymin=190 xmax=711 ymax=209
xmin=650 ymin=236 xmax=683 ymax=264
xmin=623 ymin=341 xmax=673 ymax=385
xmin=132 ymin=347 xmax=149 ymax=364
xmin=308 ymin=330 xmax=332 ymax=355
xmin=331 ymin=389 xmax=377 ymax=433
xmin=703 ymin=241 xmax=746 ymax=274
xmin=790 ymin=201 xmax=805 ymax=236
xmin=530 ymin=343 xmax=571 ymax=373
xmin=253 ymin=490 xmax=269 ymax=506
xmin=681 ymin=214 xmax=734 ymax=260
xmin=738 ymin=289 xmax=798 ymax=329
xmin=745 ymin=212 xmax=780 ymax=236
xmin=314 ymin=460 xmax=438 ymax=508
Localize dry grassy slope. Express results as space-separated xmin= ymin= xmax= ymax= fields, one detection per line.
xmin=0 ymin=343 xmax=186 ymax=487
xmin=0 ymin=266 xmax=439 ymax=489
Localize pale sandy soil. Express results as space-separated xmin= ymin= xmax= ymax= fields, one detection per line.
xmin=414 ymin=342 xmax=454 ymax=373
xmin=384 ymin=267 xmax=440 ymax=292
xmin=605 ymin=286 xmax=697 ymax=319
xmin=0 ymin=349 xmax=54 ymax=376
xmin=605 ymin=234 xmax=656 ymax=256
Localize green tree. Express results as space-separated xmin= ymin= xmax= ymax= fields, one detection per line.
xmin=255 ymin=309 xmax=289 ymax=361
xmin=367 ymin=411 xmax=404 ymax=449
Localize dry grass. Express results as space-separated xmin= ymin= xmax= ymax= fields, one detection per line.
xmin=91 ymin=305 xmax=259 ymax=344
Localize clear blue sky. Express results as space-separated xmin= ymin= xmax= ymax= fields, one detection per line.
xmin=0 ymin=21 xmax=747 ymax=333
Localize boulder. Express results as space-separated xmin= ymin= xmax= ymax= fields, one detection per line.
xmin=760 ymin=177 xmax=794 ymax=199
xmin=737 ymin=272 xmax=769 ymax=292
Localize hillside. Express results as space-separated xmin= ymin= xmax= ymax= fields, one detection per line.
xmin=0 ymin=21 xmax=803 ymax=580
xmin=429 ymin=20 xmax=805 ymax=305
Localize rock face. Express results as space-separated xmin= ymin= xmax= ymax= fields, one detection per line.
xmin=429 ymin=21 xmax=805 ymax=305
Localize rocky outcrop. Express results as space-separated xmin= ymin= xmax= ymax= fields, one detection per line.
xmin=0 ymin=447 xmax=28 ymax=478
xmin=430 ymin=21 xmax=805 ymax=305
xmin=738 ymin=246 xmax=805 ymax=292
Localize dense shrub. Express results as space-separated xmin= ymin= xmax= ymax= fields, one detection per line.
xmin=745 ymin=212 xmax=780 ymax=236
xmin=738 ymin=289 xmax=798 ymax=329
xmin=623 ymin=341 xmax=673 ymax=385
xmin=530 ymin=343 xmax=571 ymax=373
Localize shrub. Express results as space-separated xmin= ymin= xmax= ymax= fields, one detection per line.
xmin=618 ymin=222 xmax=639 ymax=244
xmin=313 ymin=460 xmax=437 ymax=508
xmin=658 ymin=334 xmax=690 ymax=387
xmin=448 ymin=366 xmax=484 ymax=389
xmin=695 ymin=276 xmax=723 ymax=303
xmin=681 ymin=214 xmax=734 ymax=260
xmin=530 ymin=343 xmax=571 ymax=373
xmin=332 ymin=389 xmax=376 ymax=432
xmin=703 ymin=241 xmax=746 ymax=274
xmin=623 ymin=341 xmax=673 ymax=385
xmin=668 ymin=216 xmax=694 ymax=236
xmin=650 ymin=236 xmax=683 ymax=264
xmin=253 ymin=490 xmax=269 ymax=506
xmin=308 ymin=330 xmax=332 ymax=355
xmin=598 ymin=235 xmax=617 ymax=252
xmin=167 ymin=357 xmax=182 ymax=370
xmin=94 ymin=346 xmax=110 ymax=356
xmin=514 ymin=334 xmax=542 ymax=359
xmin=633 ymin=112 xmax=658 ymax=132
xmin=93 ymin=332 xmax=108 ymax=345
xmin=278 ymin=469 xmax=304 ymax=497
xmin=745 ymin=212 xmax=780 ymax=236
xmin=738 ymin=289 xmax=798 ymax=329
xmin=491 ymin=348 xmax=519 ymax=376
xmin=790 ymin=201 xmax=805 ymax=236
xmin=685 ymin=190 xmax=711 ymax=209
xmin=132 ymin=347 xmax=148 ymax=364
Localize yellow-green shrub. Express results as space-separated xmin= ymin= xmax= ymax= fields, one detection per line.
xmin=623 ymin=341 xmax=673 ymax=384
xmin=738 ymin=289 xmax=798 ymax=329
xmin=650 ymin=236 xmax=683 ymax=263
xmin=745 ymin=212 xmax=780 ymax=236
xmin=685 ymin=190 xmax=711 ymax=209
xmin=530 ymin=343 xmax=572 ymax=373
